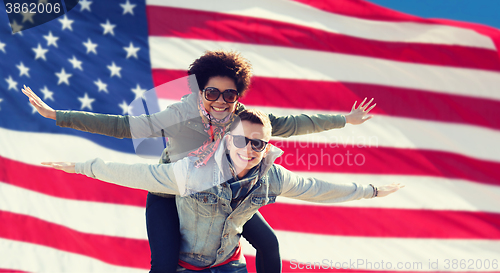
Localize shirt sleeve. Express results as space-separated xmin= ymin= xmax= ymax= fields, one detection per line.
xmin=56 ymin=105 xmax=184 ymax=139
xmin=268 ymin=112 xmax=346 ymax=138
xmin=74 ymin=157 xmax=192 ymax=195
xmin=271 ymin=164 xmax=373 ymax=203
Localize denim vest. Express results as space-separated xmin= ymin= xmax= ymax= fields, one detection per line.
xmin=173 ymin=139 xmax=283 ymax=267
xmin=76 ymin=138 xmax=374 ymax=267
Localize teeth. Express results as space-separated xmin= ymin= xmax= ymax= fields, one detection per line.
xmin=213 ymin=107 xmax=226 ymax=111
xmin=239 ymin=154 xmax=252 ymax=161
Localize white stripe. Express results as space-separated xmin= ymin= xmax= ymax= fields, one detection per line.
xmin=156 ymin=99 xmax=500 ymax=163
xmin=275 ymin=172 xmax=500 ymax=215
xmin=2 ymin=170 xmax=500 ymax=240
xmin=4 ymin=101 xmax=497 ymax=166
xmin=0 ymin=126 xmax=158 ymax=165
xmin=0 ymin=238 xmax=147 ymax=273
xmin=146 ymin=0 xmax=496 ymax=49
xmin=241 ymin=232 xmax=500 ymax=271
xmin=150 ymin=37 xmax=500 ymax=101
xmin=0 ymin=183 xmax=147 ymax=239
xmin=261 ymin=105 xmax=500 ymax=163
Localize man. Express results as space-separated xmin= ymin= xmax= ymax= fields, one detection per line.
xmin=43 ymin=109 xmax=403 ymax=272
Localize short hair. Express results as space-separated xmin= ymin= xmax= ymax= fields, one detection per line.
xmin=230 ymin=109 xmax=272 ymax=137
xmin=188 ymin=50 xmax=253 ymax=97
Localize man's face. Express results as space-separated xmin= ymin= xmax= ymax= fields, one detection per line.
xmin=227 ymin=120 xmax=271 ymax=175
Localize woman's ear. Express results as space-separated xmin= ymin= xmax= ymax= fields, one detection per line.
xmin=225 ymin=135 xmax=232 ymax=151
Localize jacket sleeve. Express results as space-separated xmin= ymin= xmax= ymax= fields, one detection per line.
xmin=268 ymin=112 xmax=346 ymax=138
xmin=74 ymin=157 xmax=192 ymax=194
xmin=271 ymin=164 xmax=373 ymax=203
xmin=56 ymin=106 xmax=184 ymax=139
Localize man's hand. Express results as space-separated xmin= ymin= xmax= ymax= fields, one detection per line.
xmin=22 ymin=85 xmax=57 ymax=120
xmin=376 ymin=182 xmax=405 ymax=197
xmin=41 ymin=162 xmax=76 ymax=173
xmin=345 ymin=98 xmax=376 ymax=125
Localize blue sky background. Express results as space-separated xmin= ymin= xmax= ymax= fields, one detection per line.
xmin=368 ymin=0 xmax=500 ymax=29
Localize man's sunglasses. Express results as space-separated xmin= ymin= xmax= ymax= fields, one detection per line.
xmin=231 ymin=135 xmax=268 ymax=152
xmin=203 ymin=87 xmax=239 ymax=103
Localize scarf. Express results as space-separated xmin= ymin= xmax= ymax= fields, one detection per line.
xmin=226 ymin=154 xmax=262 ymax=209
xmin=188 ymin=95 xmax=240 ymax=168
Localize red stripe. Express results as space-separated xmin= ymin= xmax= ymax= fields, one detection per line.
xmin=0 ymin=211 xmax=150 ymax=269
xmin=294 ymin=0 xmax=500 ymax=60
xmin=0 ymin=270 xmax=28 ymax=273
xmin=146 ymin=6 xmax=500 ymax=71
xmin=3 ymin=140 xmax=500 ymax=196
xmin=0 ymin=156 xmax=147 ymax=207
xmin=259 ymin=204 xmax=500 ymax=239
xmin=246 ymin=256 xmax=467 ymax=273
xmin=292 ymin=0 xmax=428 ymax=22
xmin=272 ymin=144 xmax=500 ymax=186
xmin=152 ymin=69 xmax=500 ymax=131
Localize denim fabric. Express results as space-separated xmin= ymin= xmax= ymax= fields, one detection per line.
xmin=176 ymin=261 xmax=248 ymax=273
xmin=77 ymin=139 xmax=373 ymax=269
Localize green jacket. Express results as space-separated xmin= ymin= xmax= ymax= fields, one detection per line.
xmin=56 ymin=93 xmax=346 ymax=163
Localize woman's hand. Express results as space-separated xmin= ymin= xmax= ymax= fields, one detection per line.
xmin=21 ymin=85 xmax=57 ymax=120
xmin=344 ymin=98 xmax=376 ymax=125
xmin=41 ymin=162 xmax=76 ymax=173
xmin=376 ymin=182 xmax=405 ymax=197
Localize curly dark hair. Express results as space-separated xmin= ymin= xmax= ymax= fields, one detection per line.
xmin=188 ymin=50 xmax=253 ymax=97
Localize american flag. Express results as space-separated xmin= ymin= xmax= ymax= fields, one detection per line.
xmin=1 ymin=0 xmax=500 ymax=272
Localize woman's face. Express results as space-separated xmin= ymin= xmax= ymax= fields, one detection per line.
xmin=200 ymin=76 xmax=238 ymax=120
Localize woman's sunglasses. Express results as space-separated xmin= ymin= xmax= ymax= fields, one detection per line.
xmin=231 ymin=135 xmax=268 ymax=152
xmin=203 ymin=87 xmax=239 ymax=103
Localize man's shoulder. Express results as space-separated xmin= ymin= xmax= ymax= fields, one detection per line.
xmin=262 ymin=164 xmax=285 ymax=193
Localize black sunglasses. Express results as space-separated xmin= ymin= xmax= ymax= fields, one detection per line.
xmin=231 ymin=135 xmax=268 ymax=152
xmin=203 ymin=87 xmax=239 ymax=103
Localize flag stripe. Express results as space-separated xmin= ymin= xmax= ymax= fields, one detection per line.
xmin=149 ymin=37 xmax=500 ymax=101
xmin=0 ymin=127 xmax=157 ymax=166
xmin=0 ymin=211 xmax=150 ymax=269
xmin=4 ymin=166 xmax=500 ymax=240
xmin=3 ymin=126 xmax=500 ymax=194
xmin=292 ymin=0 xmax=500 ymax=64
xmin=6 ymin=105 xmax=500 ymax=174
xmin=0 ymin=182 xmax=146 ymax=239
xmin=146 ymin=0 xmax=496 ymax=50
xmin=259 ymin=204 xmax=500 ymax=239
xmin=5 ymin=165 xmax=500 ymax=219
xmin=147 ymin=6 xmax=500 ymax=72
xmin=152 ymin=69 xmax=500 ymax=131
xmin=274 ymin=145 xmax=500 ymax=186
xmin=240 ymin=231 xmax=500 ymax=272
xmin=0 ymin=155 xmax=146 ymax=207
xmin=4 ymin=137 xmax=500 ymax=192
xmin=0 ymin=238 xmax=147 ymax=273
xmin=0 ymin=207 xmax=500 ymax=268
xmin=259 ymin=106 xmax=500 ymax=163
xmin=277 ymin=172 xmax=500 ymax=214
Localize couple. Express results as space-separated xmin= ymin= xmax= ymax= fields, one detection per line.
xmin=24 ymin=50 xmax=402 ymax=272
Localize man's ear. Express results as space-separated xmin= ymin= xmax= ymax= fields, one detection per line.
xmin=262 ymin=143 xmax=272 ymax=158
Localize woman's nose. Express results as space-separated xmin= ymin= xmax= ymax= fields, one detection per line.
xmin=216 ymin=93 xmax=225 ymax=103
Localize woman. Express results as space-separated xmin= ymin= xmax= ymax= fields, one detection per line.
xmin=23 ymin=50 xmax=375 ymax=273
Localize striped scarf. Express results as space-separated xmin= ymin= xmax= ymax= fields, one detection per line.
xmin=188 ymin=96 xmax=239 ymax=168
xmin=226 ymin=154 xmax=262 ymax=209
